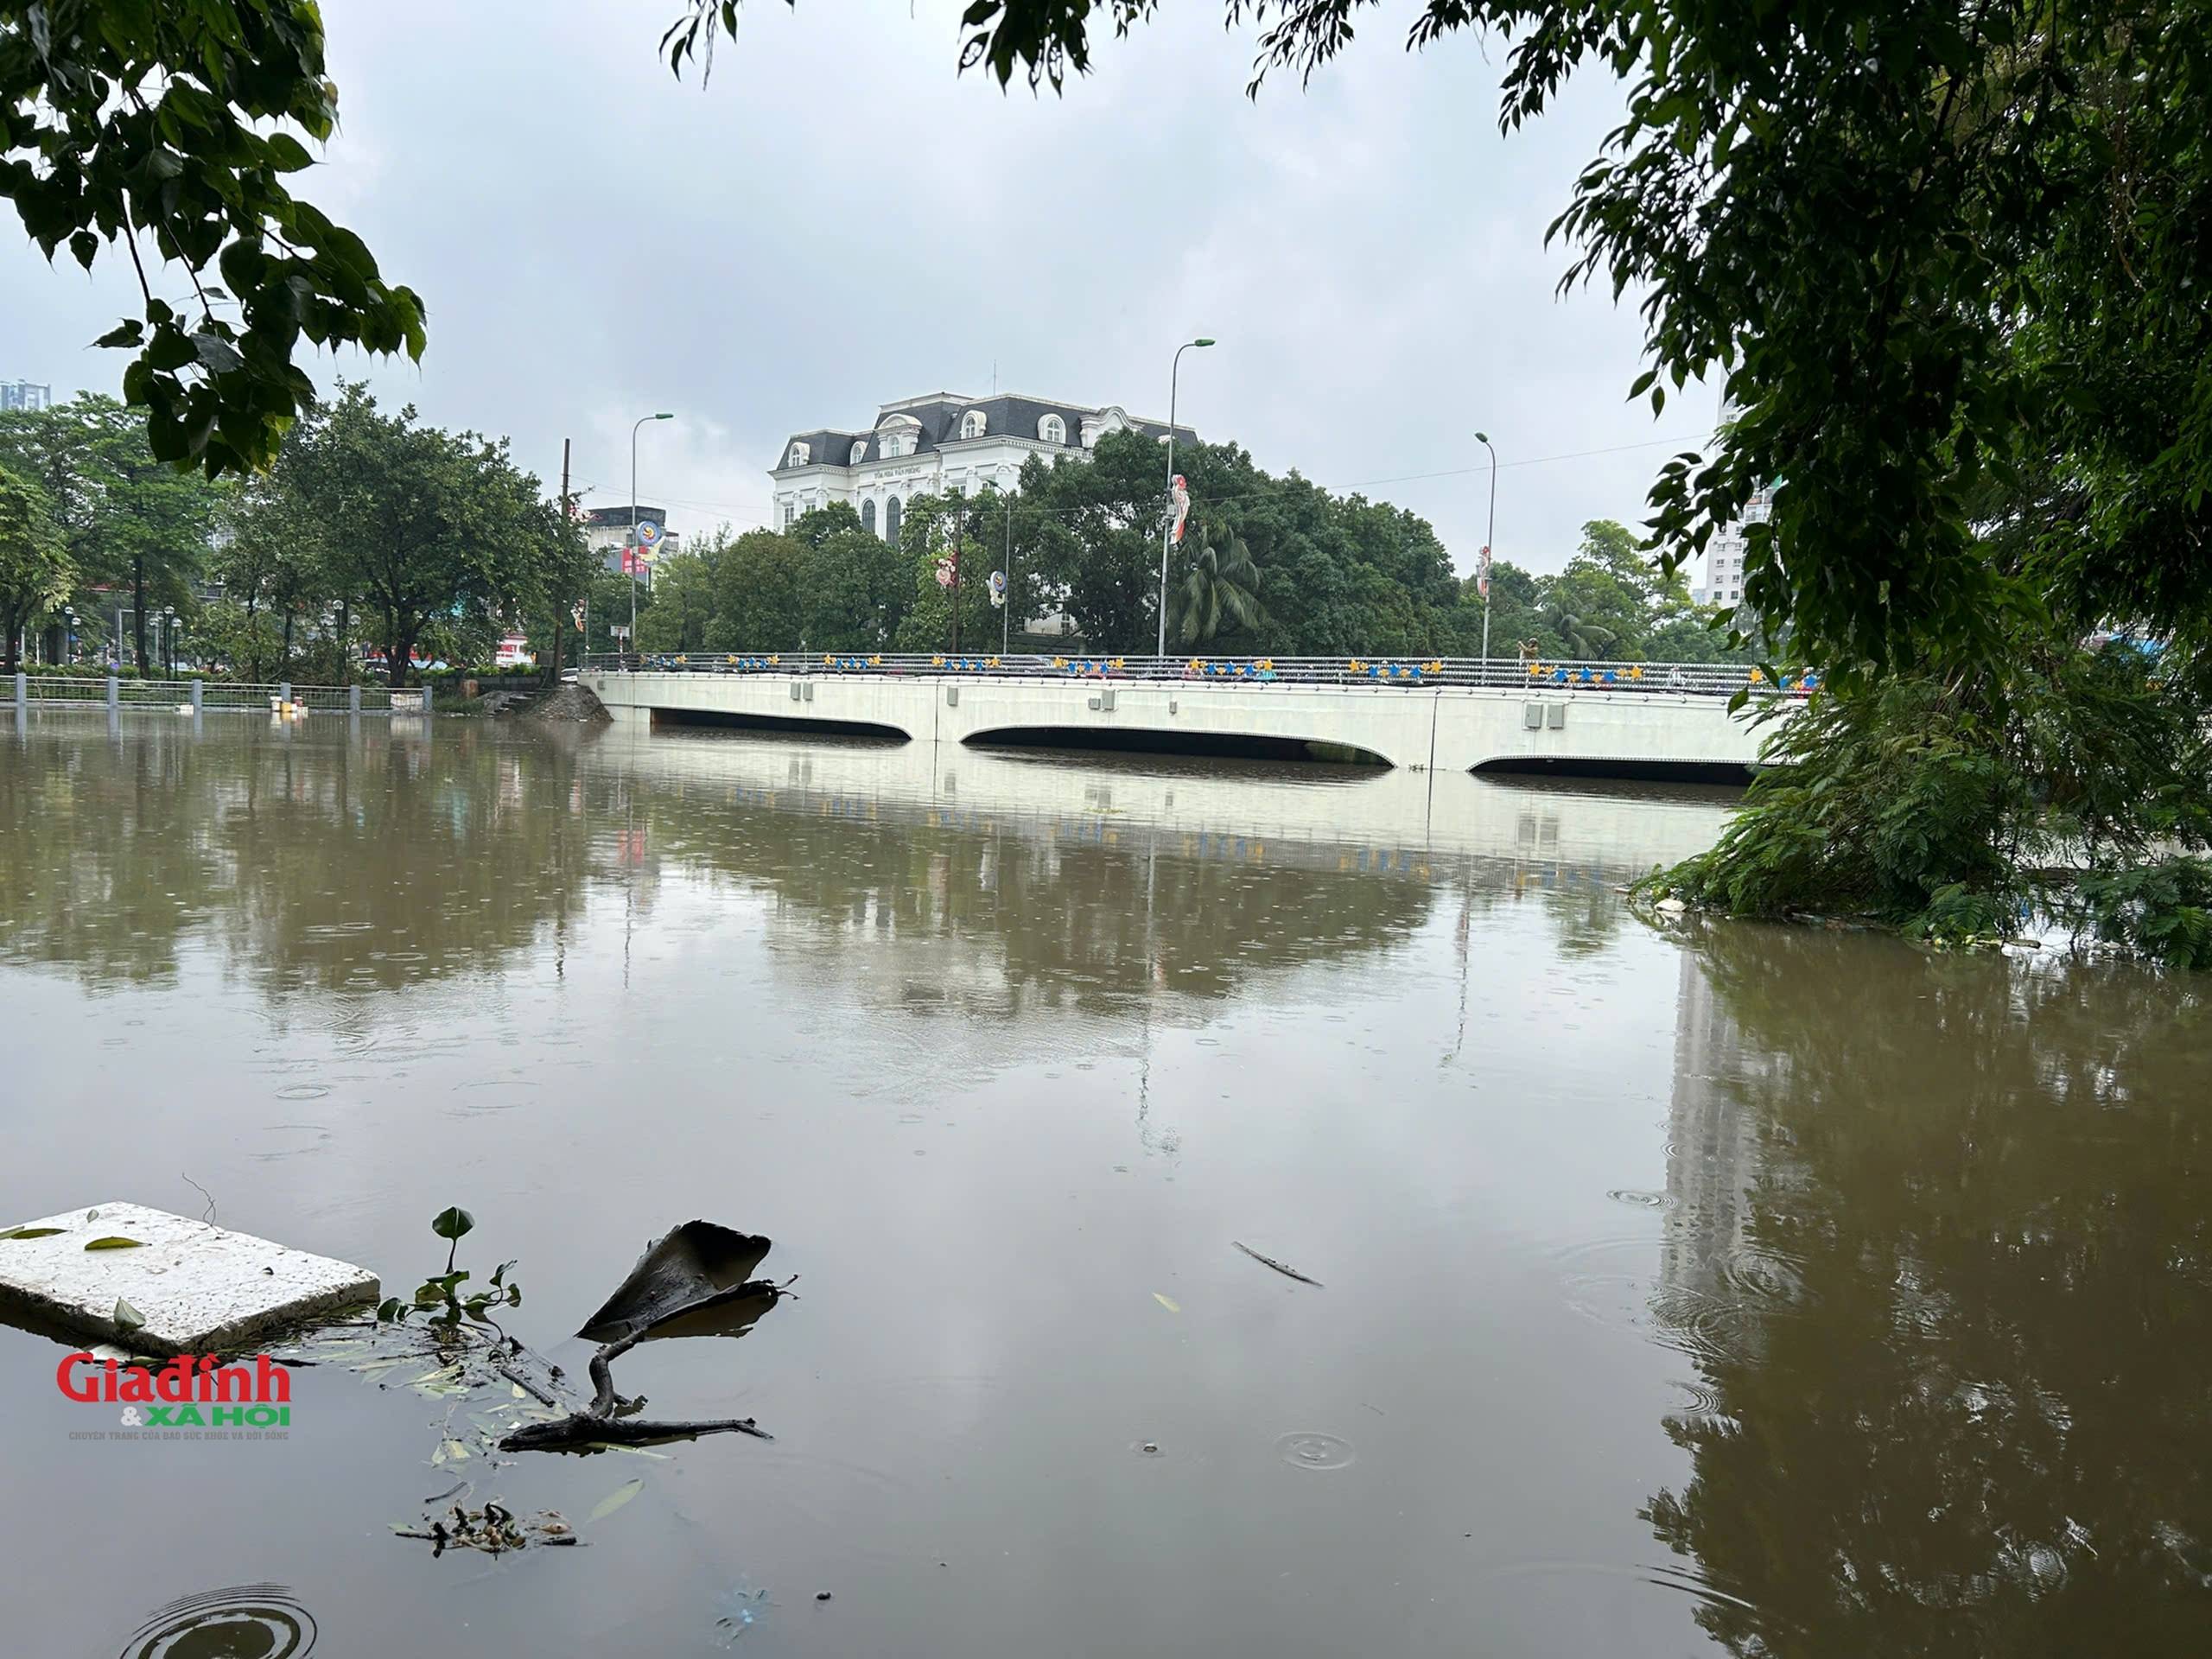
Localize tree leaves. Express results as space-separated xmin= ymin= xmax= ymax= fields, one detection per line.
xmin=1 ymin=0 xmax=424 ymax=475
xmin=84 ymin=1236 xmax=147 ymax=1250
xmin=587 ymin=1478 xmax=645 ymax=1522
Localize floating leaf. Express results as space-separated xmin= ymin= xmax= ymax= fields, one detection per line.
xmin=84 ymin=1236 xmax=146 ymax=1251
xmin=0 ymin=1227 xmax=65 ymax=1240
xmin=113 ymin=1298 xmax=146 ymax=1334
xmin=587 ymin=1478 xmax=644 ymax=1522
xmin=1153 ymin=1293 xmax=1181 ymax=1313
xmin=431 ymin=1206 xmax=476 ymax=1242
xmin=441 ymin=1438 xmax=472 ymax=1463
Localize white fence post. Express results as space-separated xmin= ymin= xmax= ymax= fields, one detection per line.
xmin=349 ymin=684 xmax=361 ymax=714
xmin=190 ymin=679 xmax=204 ymax=715
xmin=105 ymin=675 xmax=118 ymax=711
xmin=11 ymin=671 xmax=22 ymax=714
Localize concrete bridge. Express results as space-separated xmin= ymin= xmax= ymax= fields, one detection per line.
xmin=584 ymin=655 xmax=1782 ymax=779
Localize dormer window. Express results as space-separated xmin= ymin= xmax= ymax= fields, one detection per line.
xmin=1039 ymin=413 xmax=1067 ymax=445
xmin=786 ymin=442 xmax=810 ymax=468
xmin=960 ymin=410 xmax=987 ymax=440
xmin=849 ymin=441 xmax=868 ymax=465
xmin=876 ymin=413 xmax=922 ymax=459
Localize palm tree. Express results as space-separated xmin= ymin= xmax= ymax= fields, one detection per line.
xmin=1540 ymin=599 xmax=1618 ymax=660
xmin=1170 ymin=524 xmax=1264 ymax=646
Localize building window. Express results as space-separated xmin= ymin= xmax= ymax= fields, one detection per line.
xmin=1039 ymin=414 xmax=1067 ymax=445
xmin=782 ymin=503 xmax=796 ymax=530
xmin=787 ymin=442 xmax=810 ymax=467
xmin=861 ymin=499 xmax=877 ymax=536
xmin=850 ymin=441 xmax=867 ymax=465
xmin=960 ymin=410 xmax=987 ymax=440
xmin=885 ymin=497 xmax=902 ymax=544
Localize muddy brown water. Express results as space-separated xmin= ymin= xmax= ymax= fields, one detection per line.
xmin=2 ymin=714 xmax=2207 ymax=1656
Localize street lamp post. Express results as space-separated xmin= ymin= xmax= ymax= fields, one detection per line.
xmin=62 ymin=607 xmax=76 ymax=665
xmin=631 ymin=412 xmax=674 ymax=659
xmin=1475 ymin=430 xmax=1498 ymax=676
xmin=1157 ymin=338 xmax=1215 ymax=658
xmin=162 ymin=606 xmax=177 ymax=677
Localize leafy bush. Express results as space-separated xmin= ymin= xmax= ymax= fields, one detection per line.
xmin=2068 ymin=859 xmax=2212 ymax=970
xmin=1643 ymin=642 xmax=2212 ymax=962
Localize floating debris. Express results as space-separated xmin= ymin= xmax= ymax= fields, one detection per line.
xmin=1231 ymin=1240 xmax=1324 ymax=1287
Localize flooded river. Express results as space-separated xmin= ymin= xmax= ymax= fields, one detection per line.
xmin=2 ymin=714 xmax=2207 ymax=1656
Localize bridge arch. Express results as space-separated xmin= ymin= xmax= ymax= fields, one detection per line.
xmin=964 ymin=725 xmax=1391 ymax=768
xmin=651 ymin=707 xmax=912 ymax=744
xmin=1469 ymin=753 xmax=1754 ymax=785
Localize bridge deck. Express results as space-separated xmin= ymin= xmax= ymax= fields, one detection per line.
xmin=586 ymin=660 xmax=1782 ymax=777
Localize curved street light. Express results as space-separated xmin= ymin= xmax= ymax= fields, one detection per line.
xmin=1157 ymin=338 xmax=1216 ymax=658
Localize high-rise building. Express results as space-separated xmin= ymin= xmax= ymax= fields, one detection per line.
xmin=1695 ymin=486 xmax=1770 ymax=607
xmin=2 ymin=380 xmax=54 ymax=412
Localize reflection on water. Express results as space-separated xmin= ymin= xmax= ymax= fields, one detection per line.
xmin=119 ymin=1585 xmax=317 ymax=1657
xmin=1644 ymin=927 xmax=2212 ymax=1654
xmin=0 ymin=715 xmax=2205 ymax=1657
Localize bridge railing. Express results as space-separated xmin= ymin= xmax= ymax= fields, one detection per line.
xmin=578 ymin=652 xmax=1813 ymax=696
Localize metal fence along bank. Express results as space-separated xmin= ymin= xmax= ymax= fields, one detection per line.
xmin=10 ymin=676 xmax=415 ymax=715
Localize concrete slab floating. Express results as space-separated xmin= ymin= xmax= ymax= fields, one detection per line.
xmin=0 ymin=1202 xmax=378 ymax=1356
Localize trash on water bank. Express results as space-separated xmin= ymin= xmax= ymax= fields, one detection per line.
xmin=576 ymin=1220 xmax=775 ymax=1344
xmin=392 ymin=1502 xmax=576 ymax=1557
xmin=0 ymin=1201 xmax=378 ymax=1355
xmin=499 ymin=1219 xmax=790 ymax=1455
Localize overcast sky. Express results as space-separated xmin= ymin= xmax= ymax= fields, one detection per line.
xmin=3 ymin=1 xmax=1723 ymax=577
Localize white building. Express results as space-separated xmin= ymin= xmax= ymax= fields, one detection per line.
xmin=769 ymin=391 xmax=1194 ymax=540
xmin=1695 ymin=486 xmax=1770 ymax=607
xmin=3 ymin=379 xmax=53 ymax=412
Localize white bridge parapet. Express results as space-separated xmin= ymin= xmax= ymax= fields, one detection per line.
xmin=584 ymin=665 xmax=1779 ymax=776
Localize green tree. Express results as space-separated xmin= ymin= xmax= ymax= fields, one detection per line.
xmin=804 ymin=524 xmax=912 ymax=652
xmin=1169 ymin=522 xmax=1263 ymax=646
xmin=1 ymin=1 xmax=424 ymax=476
xmin=634 ymin=544 xmax=721 ymax=654
xmin=584 ymin=561 xmax=651 ymax=660
xmin=705 ymin=529 xmax=806 ymax=650
xmin=0 ymin=464 xmax=68 ymax=676
xmin=1646 ymin=643 xmax=2212 ymax=963
xmin=214 ymin=446 xmax=326 ymax=680
xmin=1012 ymin=437 xmax=1173 ymax=649
xmin=892 ymin=493 xmax=1000 ymax=654
xmin=1536 ymin=596 xmax=1618 ymax=662
xmin=279 ymin=386 xmax=563 ymax=685
xmin=1 ymin=397 xmax=221 ymax=671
